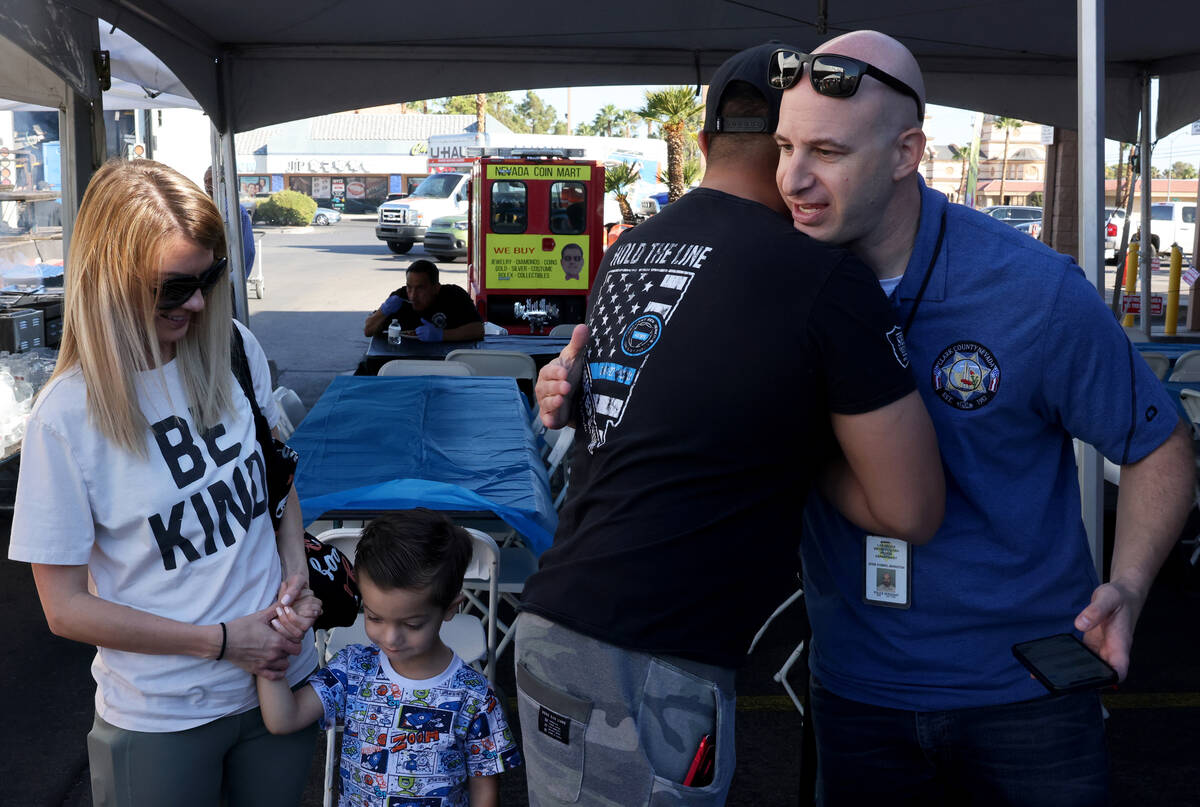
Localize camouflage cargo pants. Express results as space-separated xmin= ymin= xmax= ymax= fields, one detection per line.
xmin=514 ymin=612 xmax=737 ymax=806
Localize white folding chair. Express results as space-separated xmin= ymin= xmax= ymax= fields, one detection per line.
xmin=460 ymin=527 xmax=538 ymax=674
xmin=312 ymin=527 xmax=491 ymax=669
xmin=483 ymin=321 xmax=509 ymax=336
xmin=543 ymin=426 xmax=575 ymax=503
xmin=548 ymin=323 xmax=579 ymax=337
xmin=1140 ymin=352 xmax=1169 ymax=381
xmin=271 ymin=386 xmax=306 ymax=439
xmin=313 ymin=527 xmax=489 ymax=807
xmin=377 ymin=359 xmax=474 ymax=376
xmin=1177 ymin=390 xmax=1200 ymax=565
xmin=271 ymin=407 xmax=296 ymax=441
xmin=1180 ymin=388 xmax=1200 ymax=438
xmin=1169 ymin=350 xmax=1200 ymax=381
xmin=748 ymin=586 xmax=807 ymax=715
xmin=444 ymin=349 xmax=536 ymax=387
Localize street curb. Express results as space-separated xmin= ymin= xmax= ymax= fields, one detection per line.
xmin=252 ymin=225 xmax=314 ymax=235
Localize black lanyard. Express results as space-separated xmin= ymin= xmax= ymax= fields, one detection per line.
xmin=899 ymin=209 xmax=947 ymax=335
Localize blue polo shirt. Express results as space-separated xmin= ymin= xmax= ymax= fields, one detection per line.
xmin=801 ymin=179 xmax=1179 ymax=710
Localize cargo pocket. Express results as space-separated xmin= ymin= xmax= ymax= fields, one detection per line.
xmin=516 ymin=661 xmax=592 ymax=804
xmin=637 ymin=657 xmax=734 ymax=806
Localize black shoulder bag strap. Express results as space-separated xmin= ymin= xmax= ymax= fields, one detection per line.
xmin=230 ymin=325 xmax=297 ymax=530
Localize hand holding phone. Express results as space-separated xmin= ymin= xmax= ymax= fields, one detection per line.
xmin=1012 ymin=633 xmax=1118 ymax=694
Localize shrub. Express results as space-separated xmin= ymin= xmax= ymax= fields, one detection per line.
xmin=254 ymin=190 xmax=317 ymax=226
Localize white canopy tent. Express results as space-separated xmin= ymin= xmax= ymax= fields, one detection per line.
xmin=2 ymin=0 xmax=1199 ymax=563
xmin=1 ymin=0 xmax=1194 ymax=141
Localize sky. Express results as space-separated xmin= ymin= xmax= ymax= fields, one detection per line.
xmin=525 ymin=85 xmax=1200 ymax=171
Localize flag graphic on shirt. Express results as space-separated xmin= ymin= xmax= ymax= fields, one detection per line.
xmin=581 ymin=267 xmax=695 ymax=451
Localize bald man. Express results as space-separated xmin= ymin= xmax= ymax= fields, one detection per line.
xmin=520 ymin=42 xmax=944 ymax=806
xmin=775 ymin=30 xmax=1194 ymax=804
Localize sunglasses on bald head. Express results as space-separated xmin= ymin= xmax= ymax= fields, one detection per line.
xmin=156 ymin=256 xmax=228 ymax=309
xmin=769 ymin=49 xmax=924 ymax=122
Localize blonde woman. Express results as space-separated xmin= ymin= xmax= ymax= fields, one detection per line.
xmin=7 ymin=159 xmax=317 ymax=805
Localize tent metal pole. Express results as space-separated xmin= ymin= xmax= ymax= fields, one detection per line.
xmin=1078 ymin=0 xmax=1105 ymax=577
xmin=1139 ymin=71 xmax=1152 ymax=341
xmin=213 ymin=52 xmax=250 ymax=324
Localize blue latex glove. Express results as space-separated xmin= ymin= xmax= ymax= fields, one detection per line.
xmin=379 ymin=294 xmax=405 ymax=316
xmin=416 ymin=318 xmax=444 ymax=342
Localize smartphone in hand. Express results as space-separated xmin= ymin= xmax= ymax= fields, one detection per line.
xmin=1012 ymin=634 xmax=1118 ymax=694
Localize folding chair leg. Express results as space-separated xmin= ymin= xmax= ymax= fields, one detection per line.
xmin=774 ymin=640 xmax=807 ymax=716
xmin=323 ymin=725 xmax=338 ymax=807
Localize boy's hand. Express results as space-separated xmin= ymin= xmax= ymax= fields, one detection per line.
xmin=270 ymin=590 xmax=323 ymax=641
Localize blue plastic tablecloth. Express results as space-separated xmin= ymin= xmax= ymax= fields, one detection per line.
xmin=291 ymin=375 xmax=556 ymax=554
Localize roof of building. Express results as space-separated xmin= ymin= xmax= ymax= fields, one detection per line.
xmin=928 ymin=144 xmax=964 ymax=161
xmin=236 ymin=111 xmax=513 ymax=155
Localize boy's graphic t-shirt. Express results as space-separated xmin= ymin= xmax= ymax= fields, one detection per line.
xmin=310 ymin=646 xmax=520 ymax=807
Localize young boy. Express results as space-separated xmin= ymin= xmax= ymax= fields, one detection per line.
xmin=258 ymin=509 xmax=521 ymax=807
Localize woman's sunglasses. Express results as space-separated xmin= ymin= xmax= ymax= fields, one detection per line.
xmin=156 ymin=257 xmax=228 ymax=309
xmin=768 ymin=49 xmax=924 ymax=123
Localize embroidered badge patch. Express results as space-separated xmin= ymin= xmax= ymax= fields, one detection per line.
xmin=885 ymin=325 xmax=910 ymax=368
xmin=932 ymin=341 xmax=1000 ymax=410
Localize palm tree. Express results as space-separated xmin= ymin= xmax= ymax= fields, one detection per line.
xmin=637 ymin=87 xmax=704 ymax=202
xmin=605 ymin=161 xmax=640 ymax=223
xmin=593 ymin=104 xmax=622 ymax=137
xmin=991 ymin=116 xmax=1022 ymax=205
xmin=950 ymin=144 xmax=968 ymax=203
xmin=622 ymin=112 xmax=640 ymax=138
xmin=475 ymin=93 xmax=486 ymax=136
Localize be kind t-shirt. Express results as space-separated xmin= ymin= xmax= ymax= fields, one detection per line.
xmin=9 ymin=321 xmax=316 ymax=731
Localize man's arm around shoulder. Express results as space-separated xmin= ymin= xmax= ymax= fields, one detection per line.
xmin=822 ymin=390 xmax=945 ymax=544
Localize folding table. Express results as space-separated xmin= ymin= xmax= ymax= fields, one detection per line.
xmin=291 ymin=375 xmax=556 ymax=554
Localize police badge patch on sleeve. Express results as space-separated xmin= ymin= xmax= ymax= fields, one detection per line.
xmin=885 ymin=325 xmax=910 ymax=368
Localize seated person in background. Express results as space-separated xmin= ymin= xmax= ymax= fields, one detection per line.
xmin=257 ymin=509 xmax=521 ymax=807
xmin=363 ymin=259 xmax=483 ymax=343
xmin=203 ymin=167 xmax=256 ymax=279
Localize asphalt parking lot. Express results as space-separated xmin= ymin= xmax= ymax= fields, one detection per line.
xmin=4 ymin=219 xmax=1200 ymax=805
xmin=244 ymin=218 xmax=474 ymax=406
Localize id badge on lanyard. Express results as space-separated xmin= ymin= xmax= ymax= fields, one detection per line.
xmin=863 ymin=535 xmax=912 ymax=609
xmin=861 ymin=211 xmax=944 ymax=611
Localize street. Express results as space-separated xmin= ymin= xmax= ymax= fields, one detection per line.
xmin=245 ymin=218 xmax=473 ymax=406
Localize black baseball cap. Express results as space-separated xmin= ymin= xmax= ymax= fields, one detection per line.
xmin=702 ymin=42 xmax=801 ymax=135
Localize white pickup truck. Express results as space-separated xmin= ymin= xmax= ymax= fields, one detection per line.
xmin=375 ymin=173 xmax=469 ymax=254
xmin=1147 ymin=202 xmax=1196 ymax=256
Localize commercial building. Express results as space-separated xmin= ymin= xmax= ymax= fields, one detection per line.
xmin=234 ymin=111 xmax=513 ymax=213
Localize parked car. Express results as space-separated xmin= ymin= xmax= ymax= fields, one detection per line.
xmin=1014 ymin=219 xmax=1041 ymax=239
xmin=1104 ymin=207 xmax=1126 ymax=263
xmin=983 ymin=205 xmax=1043 ymax=225
xmin=312 ymin=206 xmax=341 ymax=226
xmin=422 ymin=213 xmax=468 ymax=262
